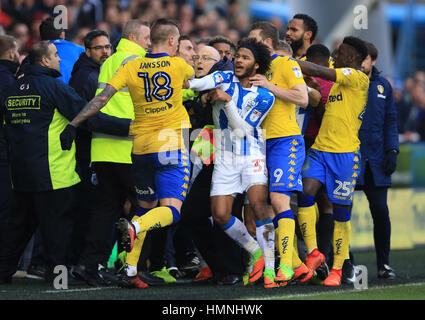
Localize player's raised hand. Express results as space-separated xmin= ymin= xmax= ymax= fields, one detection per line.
xmin=249 ymin=74 xmax=270 ymax=90
xmin=207 ymin=88 xmax=232 ymax=104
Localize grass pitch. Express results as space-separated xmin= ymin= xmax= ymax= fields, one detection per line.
xmin=1 ymin=247 xmax=424 ymax=301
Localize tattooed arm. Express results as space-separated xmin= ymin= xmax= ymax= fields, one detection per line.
xmin=70 ymin=84 xmax=117 ymax=128
xmin=60 ymin=84 xmax=117 ymax=150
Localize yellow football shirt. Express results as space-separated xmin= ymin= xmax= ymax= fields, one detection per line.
xmin=312 ymin=68 xmax=369 ymax=153
xmin=262 ymin=55 xmax=306 ymax=139
xmin=108 ymin=53 xmax=194 ymax=155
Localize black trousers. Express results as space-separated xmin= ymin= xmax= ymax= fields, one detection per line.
xmin=67 ymin=152 xmax=95 ymax=266
xmin=0 ymin=186 xmax=76 ymax=281
xmin=181 ymin=164 xmax=246 ymax=278
xmin=0 ymin=157 xmax=12 ymax=241
xmin=362 ymin=163 xmax=391 ymax=269
xmin=78 ymin=162 xmax=136 ymax=270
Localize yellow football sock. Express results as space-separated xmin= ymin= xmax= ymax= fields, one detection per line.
xmin=277 ymin=218 xmax=295 ymax=267
xmin=134 ymin=206 xmax=175 ymax=234
xmin=332 ymin=220 xmax=351 ymax=270
xmin=292 ymin=234 xmax=303 ymax=269
xmin=297 ymin=204 xmax=317 ymax=252
xmin=125 ymin=229 xmax=147 ymax=267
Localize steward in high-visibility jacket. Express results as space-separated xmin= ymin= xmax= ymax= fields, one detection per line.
xmin=91 ymin=38 xmax=147 ymax=164
xmin=74 ymin=35 xmax=148 ymax=281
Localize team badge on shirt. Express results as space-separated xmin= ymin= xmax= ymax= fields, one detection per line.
xmin=377 ymin=85 xmax=384 ymax=94
xmin=292 ymin=66 xmax=302 ymax=78
xmin=266 ymin=72 xmax=273 ymax=80
xmin=341 ymin=68 xmax=354 ymax=76
xmin=246 ymin=99 xmax=257 ymax=110
xmin=214 ymin=73 xmax=224 ymax=84
xmin=249 ymin=109 xmax=262 ymax=122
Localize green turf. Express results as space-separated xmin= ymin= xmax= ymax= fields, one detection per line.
xmin=1 ymin=247 xmax=425 ymax=300
xmin=285 ymin=283 xmax=425 ymax=300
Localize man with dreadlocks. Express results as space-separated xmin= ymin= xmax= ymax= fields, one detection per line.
xmin=186 ymin=37 xmax=277 ymax=288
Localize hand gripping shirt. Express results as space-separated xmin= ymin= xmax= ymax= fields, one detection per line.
xmin=312 ymin=68 xmax=370 ymax=153
xmin=189 ymin=71 xmax=275 ymax=156
xmin=261 ymin=55 xmax=306 ymax=139
xmin=108 ymin=53 xmax=194 ymax=155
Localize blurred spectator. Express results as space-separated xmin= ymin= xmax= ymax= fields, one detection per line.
xmin=194 ymin=37 xmax=210 ymax=52
xmin=2 ymin=0 xmax=285 ymax=46
xmin=27 ymin=11 xmax=49 ymax=48
xmin=3 ymin=0 xmax=36 ymax=26
xmin=401 ymin=70 xmax=425 ymax=143
xmin=39 ymin=16 xmax=85 ymax=84
xmin=103 ymin=5 xmax=122 ymax=43
xmin=75 ymin=0 xmax=103 ymax=28
xmin=227 ymin=28 xmax=240 ymax=45
xmin=36 ymin=0 xmax=55 ymax=15
xmin=0 ymin=1 xmax=11 ymax=28
xmin=9 ymin=22 xmax=30 ymax=50
xmin=71 ymin=26 xmax=90 ymax=46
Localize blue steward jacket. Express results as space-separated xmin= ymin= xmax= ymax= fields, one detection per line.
xmin=357 ymin=66 xmax=399 ymax=187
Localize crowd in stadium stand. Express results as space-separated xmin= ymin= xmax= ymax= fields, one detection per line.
xmin=1 ymin=1 xmax=424 ymax=143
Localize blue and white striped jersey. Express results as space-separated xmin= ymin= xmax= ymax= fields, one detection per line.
xmin=189 ymin=71 xmax=275 ymax=156
xmin=295 ymin=104 xmax=314 ymax=136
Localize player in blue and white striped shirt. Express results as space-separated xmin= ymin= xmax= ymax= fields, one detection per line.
xmin=188 ymin=38 xmax=278 ymax=288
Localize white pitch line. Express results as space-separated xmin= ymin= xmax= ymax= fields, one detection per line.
xmin=42 ymin=286 xmax=119 ymax=293
xmin=238 ymin=281 xmax=425 ymax=300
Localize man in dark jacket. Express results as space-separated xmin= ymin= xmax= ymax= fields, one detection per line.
xmin=0 ymin=35 xmax=19 ymax=239
xmin=67 ymin=30 xmax=112 ymax=269
xmin=0 ymin=41 xmax=131 ymax=285
xmin=358 ymin=42 xmax=399 ymax=279
xmin=69 ymin=30 xmax=112 ymax=101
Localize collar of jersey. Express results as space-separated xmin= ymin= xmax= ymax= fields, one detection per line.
xmin=145 ymin=53 xmax=170 ymax=58
xmin=231 ymin=73 xmax=258 ymax=92
xmin=271 ymin=53 xmax=279 ymax=61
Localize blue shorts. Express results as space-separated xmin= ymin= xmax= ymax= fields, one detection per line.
xmin=266 ymin=135 xmax=305 ymax=194
xmin=131 ymin=149 xmax=191 ymax=202
xmin=302 ymin=149 xmax=360 ymax=205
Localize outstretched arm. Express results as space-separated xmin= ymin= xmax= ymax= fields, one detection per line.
xmin=249 ymin=74 xmax=309 ymax=108
xmin=69 ymin=84 xmax=117 ymax=128
xmin=60 ymin=84 xmax=117 ymax=150
xmin=296 ymin=60 xmax=337 ymax=82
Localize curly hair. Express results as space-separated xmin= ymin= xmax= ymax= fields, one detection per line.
xmin=237 ymin=37 xmax=271 ymax=75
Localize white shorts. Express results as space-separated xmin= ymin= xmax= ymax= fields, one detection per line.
xmin=210 ymin=151 xmax=268 ymax=197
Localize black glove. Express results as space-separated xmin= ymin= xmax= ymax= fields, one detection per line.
xmin=383 ymin=150 xmax=398 ymax=175
xmin=60 ymin=124 xmax=77 ymax=150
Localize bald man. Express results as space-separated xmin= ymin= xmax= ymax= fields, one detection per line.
xmin=194 ymin=46 xmax=220 ymax=78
